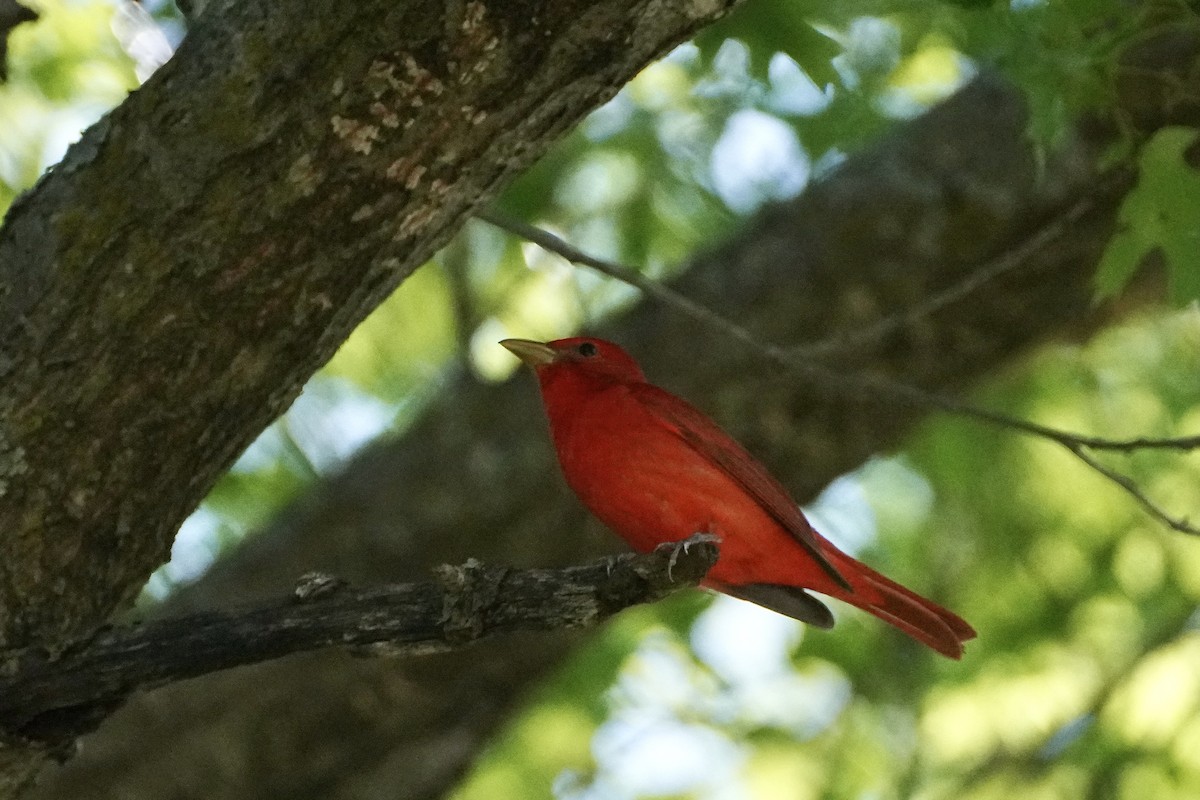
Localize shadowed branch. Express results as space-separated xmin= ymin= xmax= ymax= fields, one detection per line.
xmin=0 ymin=538 xmax=719 ymax=746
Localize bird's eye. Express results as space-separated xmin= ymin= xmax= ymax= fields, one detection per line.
xmin=578 ymin=342 xmax=598 ymax=358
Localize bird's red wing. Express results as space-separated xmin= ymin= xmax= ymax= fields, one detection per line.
xmin=629 ymin=384 xmax=850 ymax=590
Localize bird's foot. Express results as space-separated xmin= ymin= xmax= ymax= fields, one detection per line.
xmin=655 ymin=532 xmax=722 ymax=581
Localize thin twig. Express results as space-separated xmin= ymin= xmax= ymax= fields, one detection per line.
xmin=840 ymin=374 xmax=1200 ymax=453
xmin=477 ymin=207 xmax=1200 ymax=536
xmin=1066 ymin=443 xmax=1194 ymax=533
xmin=473 ymin=208 xmax=779 ymax=359
xmin=790 ymin=190 xmax=1107 ymax=360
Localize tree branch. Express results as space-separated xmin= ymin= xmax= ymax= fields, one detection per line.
xmin=784 ymin=185 xmax=1117 ymax=362
xmin=0 ymin=539 xmax=718 ymax=744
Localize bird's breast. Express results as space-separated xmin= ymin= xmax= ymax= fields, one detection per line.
xmin=549 ymin=387 xmax=783 ymax=569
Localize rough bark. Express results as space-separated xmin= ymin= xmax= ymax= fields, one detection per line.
xmin=27 ymin=74 xmax=1145 ymax=800
xmin=0 ymin=542 xmax=718 ymax=742
xmin=0 ymin=0 xmax=741 ymax=790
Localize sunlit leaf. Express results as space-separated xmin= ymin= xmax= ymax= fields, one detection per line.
xmin=1097 ymin=128 xmax=1200 ymax=305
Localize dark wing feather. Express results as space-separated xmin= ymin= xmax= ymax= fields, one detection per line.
xmin=723 ymin=583 xmax=836 ymax=628
xmin=630 ymin=383 xmax=851 ymax=590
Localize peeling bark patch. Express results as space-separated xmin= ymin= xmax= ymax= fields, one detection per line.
xmin=449 ymin=2 xmax=502 ymax=84
xmin=369 ymin=102 xmax=401 ymax=129
xmin=460 ymin=1 xmax=487 ymax=33
xmin=461 ymin=105 xmax=488 ymax=126
xmin=396 ymin=206 xmax=436 ymax=240
xmin=285 ymin=154 xmax=322 ymax=197
xmin=385 ymin=156 xmax=415 ymax=183
xmin=330 ymin=52 xmax=450 ymax=161
xmin=330 ymin=115 xmax=380 ymax=155
xmin=361 ymin=54 xmax=445 ymax=113
xmin=0 ymin=442 xmax=28 ymax=498
xmin=404 ymin=165 xmax=427 ymax=190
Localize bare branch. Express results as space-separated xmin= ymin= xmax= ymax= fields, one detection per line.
xmin=0 ymin=539 xmax=719 ymax=745
xmin=1064 ymin=444 xmax=1197 ymax=534
xmin=477 ymin=205 xmax=1199 ymax=534
xmin=788 ymin=188 xmax=1110 ymax=361
xmin=473 ymin=208 xmax=761 ymax=356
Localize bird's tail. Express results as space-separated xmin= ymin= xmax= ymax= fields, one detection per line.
xmin=825 ymin=550 xmax=976 ymax=659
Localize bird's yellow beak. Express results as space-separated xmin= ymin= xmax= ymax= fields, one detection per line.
xmin=500 ymin=338 xmax=557 ymax=367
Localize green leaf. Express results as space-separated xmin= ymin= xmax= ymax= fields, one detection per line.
xmin=1096 ymin=128 xmax=1200 ymax=305
xmin=694 ymin=2 xmax=842 ymax=87
xmin=1142 ymin=129 xmax=1200 ymax=304
xmin=1095 ymin=222 xmax=1153 ymax=300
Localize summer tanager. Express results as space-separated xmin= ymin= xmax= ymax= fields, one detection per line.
xmin=503 ymin=336 xmax=975 ymax=658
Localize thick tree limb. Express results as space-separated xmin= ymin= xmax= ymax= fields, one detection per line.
xmin=0 ymin=541 xmax=717 ymax=743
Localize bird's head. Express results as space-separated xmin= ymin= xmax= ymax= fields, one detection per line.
xmin=501 ymin=337 xmax=646 ymax=387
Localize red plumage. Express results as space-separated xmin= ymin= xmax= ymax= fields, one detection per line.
xmin=503 ymin=336 xmax=975 ymax=658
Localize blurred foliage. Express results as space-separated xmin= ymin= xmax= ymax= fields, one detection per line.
xmin=2 ymin=0 xmax=1199 ymax=797
xmin=0 ymin=0 xmax=137 ymax=208
xmin=0 ymin=0 xmax=178 ymax=209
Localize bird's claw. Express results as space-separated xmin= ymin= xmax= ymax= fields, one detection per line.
xmin=655 ymin=532 xmax=722 ymax=581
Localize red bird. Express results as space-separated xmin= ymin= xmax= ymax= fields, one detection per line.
xmin=502 ymin=336 xmax=975 ymax=658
